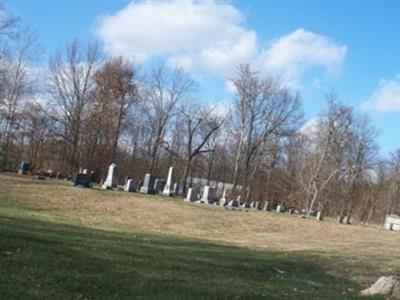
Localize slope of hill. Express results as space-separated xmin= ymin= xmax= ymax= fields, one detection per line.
xmin=1 ymin=173 xmax=397 ymax=299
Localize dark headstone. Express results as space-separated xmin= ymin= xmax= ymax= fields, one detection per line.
xmin=72 ymin=173 xmax=91 ymax=188
xmin=18 ymin=161 xmax=30 ymax=175
xmin=90 ymin=169 xmax=101 ymax=183
xmin=232 ymin=200 xmax=239 ymax=207
xmin=176 ymin=182 xmax=187 ymax=197
xmin=154 ymin=179 xmax=166 ymax=194
xmin=136 ymin=180 xmax=142 ymax=192
xmin=124 ymin=179 xmax=137 ymax=192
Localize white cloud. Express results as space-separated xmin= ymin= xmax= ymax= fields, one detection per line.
xmin=96 ymin=1 xmax=347 ymax=84
xmin=260 ymin=29 xmax=347 ymax=87
xmin=96 ymin=0 xmax=256 ymax=75
xmin=362 ymin=75 xmax=400 ymax=112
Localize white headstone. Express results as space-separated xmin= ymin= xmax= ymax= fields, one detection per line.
xmin=163 ymin=167 xmax=173 ymax=196
xmin=102 ymin=163 xmax=117 ymax=189
xmin=262 ymin=201 xmax=269 ymax=211
xmin=219 ymin=188 xmax=227 ymax=206
xmin=139 ymin=173 xmax=156 ymax=194
xmin=384 ymin=215 xmax=400 ymax=231
xmin=185 ymin=188 xmax=192 ymax=202
xmin=276 ymin=205 xmax=282 ymax=213
xmin=201 ymin=186 xmax=215 ymax=204
xmin=124 ymin=179 xmax=136 ymax=192
xmin=185 ymin=187 xmax=198 ymax=202
xmin=316 ymin=211 xmax=323 ymax=221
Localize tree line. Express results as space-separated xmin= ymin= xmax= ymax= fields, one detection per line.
xmin=1 ymin=7 xmax=399 ymax=224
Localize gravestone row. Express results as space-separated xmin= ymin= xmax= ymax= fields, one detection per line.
xmin=65 ymin=162 xmax=326 ymax=221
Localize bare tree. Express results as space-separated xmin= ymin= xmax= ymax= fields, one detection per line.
xmin=0 ymin=25 xmax=40 ymax=168
xmin=0 ymin=4 xmax=19 ymax=38
xmin=339 ymin=115 xmax=378 ymax=223
xmin=164 ymin=102 xmax=224 ymax=190
xmin=49 ymin=39 xmax=101 ymax=171
xmin=142 ymin=65 xmax=196 ymax=173
xmin=384 ymin=150 xmax=400 ymax=216
xmin=230 ymin=64 xmax=301 ymax=201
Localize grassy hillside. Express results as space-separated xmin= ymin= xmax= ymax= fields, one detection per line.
xmin=0 ymin=173 xmax=397 ymax=299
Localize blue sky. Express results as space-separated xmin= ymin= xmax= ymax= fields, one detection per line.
xmin=6 ymin=0 xmax=400 ymax=155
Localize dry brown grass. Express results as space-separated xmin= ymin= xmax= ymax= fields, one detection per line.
xmin=1 ymin=173 xmax=399 ymax=283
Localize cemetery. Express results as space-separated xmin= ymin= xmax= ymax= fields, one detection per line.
xmin=1 ymin=166 xmax=400 ymax=299
xmin=3 ymin=1 xmax=400 ymax=298
xmin=58 ymin=161 xmax=330 ymax=219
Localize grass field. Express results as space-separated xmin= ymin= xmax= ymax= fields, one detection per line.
xmin=1 ymin=173 xmax=398 ymax=299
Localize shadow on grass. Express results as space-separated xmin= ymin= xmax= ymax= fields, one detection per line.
xmin=0 ymin=215 xmax=383 ymax=300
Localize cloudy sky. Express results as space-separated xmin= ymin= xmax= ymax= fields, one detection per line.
xmin=8 ymin=0 xmax=400 ymax=155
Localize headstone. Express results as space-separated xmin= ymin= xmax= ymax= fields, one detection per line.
xmin=18 ymin=161 xmax=30 ymax=175
xmin=162 ymin=167 xmax=174 ymax=196
xmin=124 ymin=179 xmax=137 ymax=192
xmin=136 ymin=180 xmax=142 ymax=192
xmin=232 ymin=199 xmax=240 ymax=207
xmin=154 ymin=178 xmax=166 ymax=194
xmin=140 ymin=173 xmax=156 ymax=194
xmin=276 ymin=205 xmax=282 ymax=213
xmin=316 ymin=211 xmax=323 ymax=221
xmin=185 ymin=187 xmax=192 ymax=202
xmin=254 ymin=201 xmax=259 ymax=209
xmin=343 ymin=215 xmax=351 ymax=224
xmin=200 ymin=186 xmax=215 ymax=204
xmin=72 ymin=173 xmax=91 ymax=188
xmin=185 ymin=187 xmax=198 ymax=202
xmin=90 ymin=169 xmax=101 ymax=183
xmin=384 ymin=215 xmax=400 ymax=231
xmin=262 ymin=201 xmax=269 ymax=211
xmin=219 ymin=188 xmax=227 ymax=206
xmin=176 ymin=182 xmax=187 ymax=197
xmin=172 ymin=182 xmax=178 ymax=195
xmin=102 ymin=163 xmax=117 ymax=189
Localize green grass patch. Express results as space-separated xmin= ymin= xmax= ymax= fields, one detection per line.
xmin=0 ymin=213 xmax=382 ymax=300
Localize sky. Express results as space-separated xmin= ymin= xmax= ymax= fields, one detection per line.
xmin=5 ymin=0 xmax=400 ymax=156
